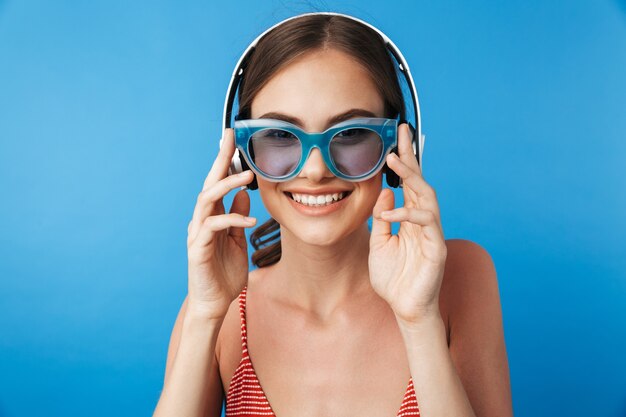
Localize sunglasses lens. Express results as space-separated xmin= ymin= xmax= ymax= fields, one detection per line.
xmin=329 ymin=128 xmax=384 ymax=177
xmin=250 ymin=128 xmax=302 ymax=177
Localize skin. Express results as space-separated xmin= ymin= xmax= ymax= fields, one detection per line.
xmin=159 ymin=47 xmax=513 ymax=417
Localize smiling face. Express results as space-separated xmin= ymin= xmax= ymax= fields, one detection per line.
xmin=250 ymin=47 xmax=386 ymax=246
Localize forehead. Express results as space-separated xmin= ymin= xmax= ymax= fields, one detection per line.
xmin=250 ymin=48 xmax=385 ymax=129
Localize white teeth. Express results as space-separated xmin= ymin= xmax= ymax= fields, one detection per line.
xmin=289 ymin=192 xmax=347 ymax=206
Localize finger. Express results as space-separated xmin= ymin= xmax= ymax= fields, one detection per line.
xmin=370 ymin=188 xmax=394 ymax=248
xmin=201 ymin=170 xmax=254 ymax=212
xmin=228 ymin=188 xmax=253 ymax=240
xmin=189 ymin=170 xmax=255 ymax=240
xmin=398 ymin=123 xmax=421 ymax=174
xmin=191 ymin=213 xmax=257 ymax=248
xmin=381 ymin=207 xmax=444 ymax=243
xmin=386 ymin=152 xmax=440 ymax=216
xmin=202 ymin=128 xmax=237 ymax=192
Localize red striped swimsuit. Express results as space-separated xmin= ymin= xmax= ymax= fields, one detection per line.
xmin=225 ymin=286 xmax=420 ymax=416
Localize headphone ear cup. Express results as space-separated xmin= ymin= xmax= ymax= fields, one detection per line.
xmin=384 ymin=146 xmax=400 ymax=188
xmin=384 ymin=121 xmax=418 ymax=188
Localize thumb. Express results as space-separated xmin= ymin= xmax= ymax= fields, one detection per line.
xmin=370 ymin=188 xmax=395 ymax=248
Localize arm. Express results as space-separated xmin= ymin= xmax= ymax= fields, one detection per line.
xmin=397 ymin=239 xmax=513 ymax=417
xmin=153 ymin=126 xmax=254 ymax=416
xmin=370 ymin=129 xmax=512 ymax=415
xmin=153 ymin=295 xmax=225 ymax=417
xmin=397 ymin=312 xmax=475 ymax=417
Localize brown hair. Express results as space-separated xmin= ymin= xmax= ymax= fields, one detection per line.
xmin=237 ymin=14 xmax=406 ymax=268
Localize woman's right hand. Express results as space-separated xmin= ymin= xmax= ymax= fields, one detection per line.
xmin=186 ymin=128 xmax=257 ymax=320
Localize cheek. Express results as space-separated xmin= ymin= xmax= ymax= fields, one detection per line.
xmin=256 ymin=178 xmax=285 ymax=220
xmin=355 ymin=173 xmax=384 ymax=213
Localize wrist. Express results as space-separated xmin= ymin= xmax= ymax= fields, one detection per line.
xmin=185 ymin=305 xmax=227 ymax=324
xmin=181 ymin=311 xmax=225 ymax=343
xmin=395 ymin=311 xmax=444 ymax=334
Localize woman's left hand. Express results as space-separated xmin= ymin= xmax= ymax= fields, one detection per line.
xmin=369 ymin=123 xmax=448 ymax=327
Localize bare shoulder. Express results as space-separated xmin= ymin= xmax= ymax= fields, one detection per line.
xmin=441 ymin=238 xmax=498 ymax=306
xmin=214 ymin=291 xmax=240 ymax=364
xmin=438 ymin=239 xmax=496 ymax=330
xmin=441 ymin=238 xmax=501 ymax=338
xmin=215 ymin=273 xmax=258 ymax=361
xmin=444 ymin=238 xmax=495 ymax=273
xmin=442 ymin=238 xmax=513 ymax=417
xmin=215 ymin=269 xmax=263 ymax=392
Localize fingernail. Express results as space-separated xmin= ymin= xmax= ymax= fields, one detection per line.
xmin=244 ymin=216 xmax=255 ymax=222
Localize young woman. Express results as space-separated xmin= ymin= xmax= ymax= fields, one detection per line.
xmin=153 ymin=13 xmax=513 ymax=417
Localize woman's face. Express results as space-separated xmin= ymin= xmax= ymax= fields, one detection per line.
xmin=250 ymin=47 xmax=386 ymax=246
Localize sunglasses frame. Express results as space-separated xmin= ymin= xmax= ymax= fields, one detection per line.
xmin=233 ymin=117 xmax=398 ymax=182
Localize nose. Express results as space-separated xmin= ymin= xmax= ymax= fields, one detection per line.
xmin=298 ymin=147 xmax=334 ymax=182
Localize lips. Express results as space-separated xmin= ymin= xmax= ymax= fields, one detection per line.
xmin=283 ymin=190 xmax=352 ymax=215
xmin=284 ymin=190 xmax=352 ymax=204
xmin=283 ymin=188 xmax=353 ymax=195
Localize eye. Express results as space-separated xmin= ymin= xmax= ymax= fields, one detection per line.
xmin=263 ymin=129 xmax=296 ymax=139
xmin=337 ymin=128 xmax=360 ymax=137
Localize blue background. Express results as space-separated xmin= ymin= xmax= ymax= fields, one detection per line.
xmin=1 ymin=1 xmax=625 ymax=416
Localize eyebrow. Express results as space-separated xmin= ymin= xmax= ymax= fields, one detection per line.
xmin=258 ymin=108 xmax=378 ymax=129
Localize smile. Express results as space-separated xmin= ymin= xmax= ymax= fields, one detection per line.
xmin=287 ymin=192 xmax=348 ymax=207
xmin=284 ymin=191 xmax=352 ymax=215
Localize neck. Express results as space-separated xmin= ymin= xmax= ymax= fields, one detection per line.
xmin=269 ymin=222 xmax=377 ymax=321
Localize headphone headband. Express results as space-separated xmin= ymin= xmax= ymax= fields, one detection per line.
xmin=221 ymin=11 xmax=426 ymax=186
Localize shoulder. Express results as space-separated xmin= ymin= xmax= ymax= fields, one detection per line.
xmin=215 ymin=268 xmax=262 ymax=364
xmin=441 ymin=239 xmax=513 ymax=415
xmin=444 ymin=238 xmax=495 ymax=272
xmin=437 ymin=239 xmax=497 ymax=341
xmin=442 ymin=238 xmax=497 ymax=300
xmin=215 ymin=268 xmax=270 ymax=392
xmin=442 ymin=238 xmax=499 ymax=316
xmin=442 ymin=237 xmax=504 ymax=355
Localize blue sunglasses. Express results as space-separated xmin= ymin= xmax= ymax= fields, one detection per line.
xmin=233 ymin=117 xmax=398 ymax=182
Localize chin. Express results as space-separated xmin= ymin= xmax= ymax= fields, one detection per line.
xmin=280 ymin=217 xmax=333 ymax=243
xmin=281 ymin=215 xmax=369 ymax=247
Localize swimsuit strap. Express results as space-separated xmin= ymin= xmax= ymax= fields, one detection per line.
xmin=237 ymin=286 xmax=250 ymax=360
